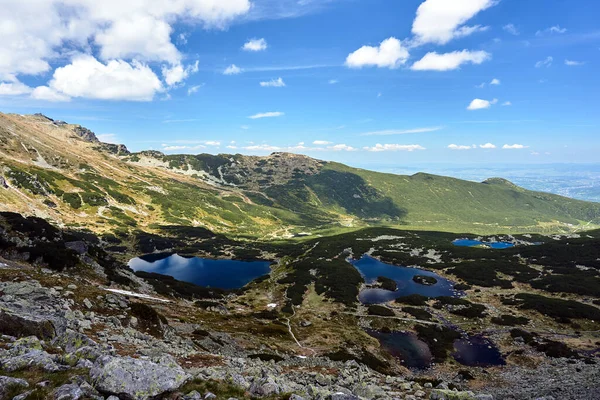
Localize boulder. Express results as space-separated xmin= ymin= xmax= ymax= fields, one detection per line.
xmin=0 ymin=376 xmax=29 ymax=398
xmin=0 ymin=349 xmax=64 ymax=372
xmin=53 ymin=383 xmax=84 ymax=400
xmin=430 ymin=389 xmax=479 ymax=400
xmin=0 ymin=310 xmax=55 ymax=339
xmin=90 ymin=356 xmax=190 ymax=400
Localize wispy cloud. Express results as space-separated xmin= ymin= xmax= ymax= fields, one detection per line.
xmin=448 ymin=144 xmax=474 ymax=150
xmin=535 ymin=56 xmax=553 ymax=68
xmin=411 ymin=50 xmax=490 ymax=71
xmin=328 ymin=79 xmax=339 ymax=84
xmin=187 ymin=84 xmax=204 ymax=95
xmin=364 ymin=144 xmax=426 ymax=152
xmin=248 ymin=111 xmax=285 ymax=119
xmin=503 ymin=144 xmax=529 ymax=149
xmin=565 ymin=59 xmax=585 ymax=66
xmin=313 ymin=140 xmax=332 ymax=145
xmin=97 ymin=133 xmax=119 ymax=144
xmin=360 ymin=126 xmax=443 ymax=136
xmin=259 ymin=77 xmax=286 ymax=87
xmin=503 ymin=24 xmax=519 ymax=36
xmin=536 ymin=25 xmax=567 ymax=36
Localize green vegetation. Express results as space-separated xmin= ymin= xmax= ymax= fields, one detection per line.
xmin=377 ymin=276 xmax=397 ymax=291
xmin=414 ymin=325 xmax=461 ymax=363
xmin=367 ymin=305 xmax=395 ymax=317
xmin=491 ymin=315 xmax=530 ymax=326
xmin=394 ymin=294 xmax=430 ymax=306
xmin=402 ymin=307 xmax=433 ymax=321
xmin=413 ymin=275 xmax=437 ymax=286
xmin=508 ymin=293 xmax=600 ymax=321
xmin=62 ymin=193 xmax=82 ymax=209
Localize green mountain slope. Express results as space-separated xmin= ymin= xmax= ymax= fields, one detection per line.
xmin=1 ymin=112 xmax=599 ymax=236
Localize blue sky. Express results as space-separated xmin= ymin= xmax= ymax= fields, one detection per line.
xmin=1 ymin=0 xmax=599 ymax=165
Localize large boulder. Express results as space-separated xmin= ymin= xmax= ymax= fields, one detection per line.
xmin=90 ymin=356 xmax=190 ymax=400
xmin=430 ymin=390 xmax=486 ymax=400
xmin=0 ymin=310 xmax=55 ymax=339
xmin=0 ymin=376 xmax=29 ymax=399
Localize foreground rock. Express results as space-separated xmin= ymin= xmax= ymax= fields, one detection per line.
xmin=90 ymin=355 xmax=190 ymax=400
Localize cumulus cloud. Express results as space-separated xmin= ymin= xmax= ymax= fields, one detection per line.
xmin=162 ymin=61 xmax=199 ymax=86
xmin=259 ymin=77 xmax=286 ymax=87
xmin=31 ymin=86 xmax=71 ymax=102
xmin=467 ymin=98 xmax=497 ymax=110
xmin=346 ymin=38 xmax=409 ymax=69
xmin=364 ymin=144 xmax=426 ymax=152
xmin=536 ymin=25 xmax=567 ymax=36
xmin=243 ymin=38 xmax=268 ymax=51
xmin=411 ymin=0 xmax=497 ymax=45
xmin=329 ymin=144 xmax=357 ymax=151
xmin=448 ymin=144 xmax=474 ymax=150
xmin=490 ymin=78 xmax=500 ymax=85
xmin=223 ymin=64 xmax=243 ymax=75
xmin=0 ymin=0 xmax=252 ymax=98
xmin=0 ymin=81 xmax=33 ymax=96
xmin=411 ymin=50 xmax=490 ymax=71
xmin=479 ymin=143 xmax=496 ymax=149
xmin=503 ymin=24 xmax=519 ymax=36
xmin=248 ymin=111 xmax=285 ymax=119
xmin=535 ymin=56 xmax=553 ymax=68
xmin=503 ymin=144 xmax=529 ymax=149
xmin=565 ymin=60 xmax=585 ymax=66
xmin=360 ymin=127 xmax=443 ymax=136
xmin=46 ymin=55 xmax=163 ymax=101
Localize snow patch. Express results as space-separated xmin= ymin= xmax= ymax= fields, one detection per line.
xmin=104 ymin=288 xmax=170 ymax=303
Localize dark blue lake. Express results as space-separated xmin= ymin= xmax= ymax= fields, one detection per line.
xmin=370 ymin=330 xmax=505 ymax=369
xmin=128 ymin=254 xmax=272 ymax=290
xmin=367 ymin=330 xmax=432 ymax=369
xmin=349 ymin=255 xmax=462 ymax=304
xmin=453 ymin=239 xmax=515 ymax=249
xmin=452 ymin=335 xmax=506 ymax=367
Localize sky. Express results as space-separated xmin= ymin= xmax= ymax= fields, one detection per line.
xmin=1 ymin=0 xmax=600 ymax=166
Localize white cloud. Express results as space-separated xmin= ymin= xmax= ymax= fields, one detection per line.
xmin=0 ymin=0 xmax=251 ymax=90
xmin=535 ymin=56 xmax=553 ymax=68
xmin=467 ymin=98 xmax=495 ymax=110
xmin=187 ymin=84 xmax=203 ymax=95
xmin=162 ymin=61 xmax=199 ymax=86
xmin=346 ymin=37 xmax=409 ymax=69
xmin=479 ymin=143 xmax=496 ymax=149
xmin=364 ymin=144 xmax=426 ymax=152
xmin=223 ymin=64 xmax=243 ymax=75
xmin=360 ymin=127 xmax=443 ymax=136
xmin=490 ymin=78 xmax=500 ymax=85
xmin=31 ymin=86 xmax=71 ymax=102
xmin=204 ymin=141 xmax=221 ymax=146
xmin=503 ymin=24 xmax=519 ymax=36
xmin=501 ymin=101 xmax=512 ymax=106
xmin=248 ymin=111 xmax=284 ymax=119
xmin=0 ymin=81 xmax=33 ymax=96
xmin=47 ymin=55 xmax=163 ymax=101
xmin=536 ymin=25 xmax=567 ymax=36
xmin=476 ymin=82 xmax=486 ymax=89
xmin=259 ymin=77 xmax=286 ymax=87
xmin=411 ymin=50 xmax=490 ymax=71
xmin=328 ymin=79 xmax=339 ymax=84
xmin=448 ymin=144 xmax=474 ymax=150
xmin=96 ymin=133 xmax=119 ymax=143
xmin=329 ymin=144 xmax=357 ymax=152
xmin=243 ymin=38 xmax=268 ymax=51
xmin=313 ymin=140 xmax=332 ymax=145
xmin=565 ymin=59 xmax=585 ymax=66
xmin=240 ymin=125 xmax=250 ymax=130
xmin=243 ymin=144 xmax=282 ymax=152
xmin=411 ymin=0 xmax=497 ymax=45
xmin=503 ymin=144 xmax=529 ymax=149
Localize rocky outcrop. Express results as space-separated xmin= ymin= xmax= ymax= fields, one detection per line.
xmin=0 ymin=376 xmax=29 ymax=398
xmin=90 ymin=356 xmax=190 ymax=400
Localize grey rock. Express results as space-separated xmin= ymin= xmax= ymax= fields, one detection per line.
xmin=105 ymin=397 xmax=120 ymax=400
xmin=328 ymin=393 xmax=359 ymax=400
xmin=474 ymin=395 xmax=494 ymax=400
xmin=183 ymin=390 xmax=203 ymax=400
xmin=83 ymin=299 xmax=93 ymax=309
xmin=54 ymin=383 xmax=84 ymax=400
xmin=289 ymin=395 xmax=306 ymax=400
xmin=90 ymin=356 xmax=190 ymax=400
xmin=65 ymin=242 xmax=87 ymax=255
xmin=299 ymin=320 xmax=312 ymax=327
xmin=0 ymin=376 xmax=29 ymax=398
xmin=0 ymin=310 xmax=55 ymax=339
xmin=205 ymin=392 xmax=217 ymax=399
xmin=0 ymin=349 xmax=63 ymax=372
xmin=430 ymin=390 xmax=478 ymax=400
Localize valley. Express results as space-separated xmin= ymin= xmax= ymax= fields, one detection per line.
xmin=1 ymin=113 xmax=600 ymax=399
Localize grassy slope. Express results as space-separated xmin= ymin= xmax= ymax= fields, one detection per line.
xmin=1 ymin=112 xmax=600 ymax=237
xmin=324 ymin=162 xmax=600 ymax=233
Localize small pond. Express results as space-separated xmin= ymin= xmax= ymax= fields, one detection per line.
xmin=369 ymin=330 xmax=505 ymax=369
xmin=128 ymin=253 xmax=272 ymax=290
xmin=367 ymin=330 xmax=432 ymax=369
xmin=452 ymin=335 xmax=506 ymax=367
xmin=349 ymin=255 xmax=463 ymax=304
xmin=452 ymin=239 xmax=515 ymax=249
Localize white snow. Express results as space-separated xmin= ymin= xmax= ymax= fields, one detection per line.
xmin=267 ymin=303 xmax=278 ymax=309
xmin=104 ymin=288 xmax=170 ymax=303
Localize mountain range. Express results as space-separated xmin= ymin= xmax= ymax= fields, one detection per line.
xmin=1 ymin=112 xmax=599 ymax=237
